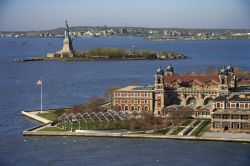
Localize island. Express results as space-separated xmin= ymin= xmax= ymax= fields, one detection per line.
xmin=14 ymin=21 xmax=187 ymax=62
xmin=22 ymin=66 xmax=250 ymax=142
xmin=28 ymin=48 xmax=187 ymax=61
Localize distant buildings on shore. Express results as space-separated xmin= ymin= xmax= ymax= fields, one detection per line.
xmin=113 ymin=65 xmax=250 ymax=133
xmin=1 ymin=26 xmax=250 ymax=40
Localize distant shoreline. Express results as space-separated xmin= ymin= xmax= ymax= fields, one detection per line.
xmin=13 ymin=56 xmax=189 ymax=62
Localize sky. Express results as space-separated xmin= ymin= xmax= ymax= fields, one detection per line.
xmin=0 ymin=0 xmax=250 ymax=31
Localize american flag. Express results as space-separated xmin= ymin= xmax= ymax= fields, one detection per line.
xmin=36 ymin=80 xmax=42 ymax=85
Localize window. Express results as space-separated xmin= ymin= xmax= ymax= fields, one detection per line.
xmin=131 ymin=105 xmax=135 ymax=111
xmin=232 ymin=115 xmax=239 ymax=119
xmin=232 ymin=122 xmax=239 ymax=129
xmin=144 ymin=106 xmax=149 ymax=112
xmin=125 ymin=105 xmax=129 ymax=111
xmin=217 ymin=103 xmax=220 ymax=108
xmin=230 ymin=103 xmax=236 ymax=108
xmin=241 ymin=115 xmax=248 ymax=120
xmin=241 ymin=123 xmax=250 ymax=129
xmin=236 ymin=103 xmax=239 ymax=108
xmin=239 ymin=103 xmax=244 ymax=109
xmin=222 ymin=114 xmax=230 ymax=119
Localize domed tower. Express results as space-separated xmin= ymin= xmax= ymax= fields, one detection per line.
xmin=165 ymin=64 xmax=174 ymax=76
xmin=219 ymin=66 xmax=229 ymax=94
xmin=226 ymin=64 xmax=236 ymax=89
xmin=226 ymin=64 xmax=234 ymax=76
xmin=154 ymin=67 xmax=165 ymax=115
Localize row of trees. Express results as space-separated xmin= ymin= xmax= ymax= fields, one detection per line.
xmin=73 ymin=48 xmax=184 ymax=59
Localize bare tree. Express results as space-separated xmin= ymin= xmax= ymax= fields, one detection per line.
xmin=166 ymin=106 xmax=193 ymax=127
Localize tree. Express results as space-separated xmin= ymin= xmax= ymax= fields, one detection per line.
xmin=71 ymin=96 xmax=105 ymax=113
xmin=166 ymin=106 xmax=193 ymax=127
xmin=105 ymin=86 xmax=124 ymax=102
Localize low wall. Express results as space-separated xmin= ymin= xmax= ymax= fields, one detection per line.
xmin=22 ymin=130 xmax=250 ymax=143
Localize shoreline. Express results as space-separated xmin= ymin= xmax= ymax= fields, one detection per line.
xmin=14 ymin=56 xmax=189 ymax=62
xmin=22 ymin=110 xmax=250 ymax=143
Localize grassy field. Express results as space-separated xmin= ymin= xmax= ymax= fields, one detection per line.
xmin=153 ymin=129 xmax=169 ymax=135
xmin=37 ymin=108 xmax=71 ymax=121
xmin=180 ymin=119 xmax=193 ymax=127
xmin=171 ymin=127 xmax=185 ymax=135
xmin=32 ymin=48 xmax=185 ymax=61
xmin=191 ymin=120 xmax=210 ymax=136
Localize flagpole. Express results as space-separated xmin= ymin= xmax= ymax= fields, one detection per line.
xmin=41 ymin=76 xmax=43 ymax=112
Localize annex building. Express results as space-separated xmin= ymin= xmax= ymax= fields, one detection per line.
xmin=113 ymin=65 xmax=250 ymax=132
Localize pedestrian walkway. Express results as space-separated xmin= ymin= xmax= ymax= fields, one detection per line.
xmin=178 ymin=119 xmax=197 ymax=136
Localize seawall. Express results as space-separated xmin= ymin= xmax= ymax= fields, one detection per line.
xmin=22 ymin=130 xmax=250 ymax=143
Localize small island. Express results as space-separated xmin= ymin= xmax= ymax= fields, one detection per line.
xmin=14 ymin=21 xmax=187 ymax=62
xmin=31 ymin=47 xmax=187 ymax=61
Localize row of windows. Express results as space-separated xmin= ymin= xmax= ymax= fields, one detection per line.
xmin=215 ymin=102 xmax=250 ymax=109
xmin=116 ymin=105 xmax=149 ymax=112
xmin=114 ymin=92 xmax=151 ymax=98
xmin=115 ymin=99 xmax=151 ymax=105
xmin=213 ymin=114 xmax=249 ymax=120
xmin=213 ymin=122 xmax=250 ymax=129
xmin=178 ymin=90 xmax=218 ymax=95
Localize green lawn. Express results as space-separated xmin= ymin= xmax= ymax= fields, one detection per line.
xmin=37 ymin=109 xmax=71 ymax=121
xmin=171 ymin=127 xmax=185 ymax=135
xmin=180 ymin=119 xmax=193 ymax=127
xmin=190 ymin=120 xmax=210 ymax=136
xmin=57 ymin=120 xmax=131 ymax=131
xmin=39 ymin=127 xmax=66 ymax=132
xmin=153 ymin=129 xmax=169 ymax=135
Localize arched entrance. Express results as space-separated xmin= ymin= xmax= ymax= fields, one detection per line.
xmin=170 ymin=97 xmax=181 ymax=105
xmin=124 ymin=105 xmax=129 ymax=111
xmin=131 ymin=105 xmax=135 ymax=111
xmin=137 ymin=106 xmax=141 ymax=111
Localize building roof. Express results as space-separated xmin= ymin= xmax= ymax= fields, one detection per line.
xmin=164 ymin=73 xmax=227 ymax=88
xmin=213 ymin=95 xmax=250 ymax=102
xmin=213 ymin=96 xmax=228 ymax=101
xmin=115 ymin=85 xmax=153 ymax=92
xmin=238 ymin=80 xmax=250 ymax=86
xmin=228 ymin=95 xmax=250 ymax=102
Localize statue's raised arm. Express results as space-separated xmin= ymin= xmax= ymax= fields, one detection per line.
xmin=65 ymin=20 xmax=69 ymax=32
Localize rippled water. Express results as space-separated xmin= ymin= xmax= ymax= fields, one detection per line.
xmin=0 ymin=37 xmax=250 ymax=165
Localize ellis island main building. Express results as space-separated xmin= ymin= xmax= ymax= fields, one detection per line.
xmin=113 ymin=65 xmax=250 ymax=132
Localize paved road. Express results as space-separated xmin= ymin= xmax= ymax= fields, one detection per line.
xmin=202 ymin=132 xmax=250 ymax=139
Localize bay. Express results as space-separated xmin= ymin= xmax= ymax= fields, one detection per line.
xmin=0 ymin=37 xmax=250 ymax=166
